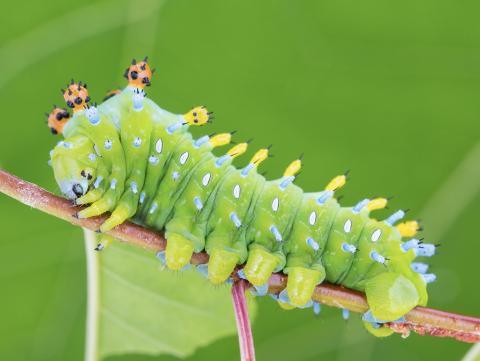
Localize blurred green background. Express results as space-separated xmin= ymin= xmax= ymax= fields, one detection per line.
xmin=0 ymin=0 xmax=479 ymax=360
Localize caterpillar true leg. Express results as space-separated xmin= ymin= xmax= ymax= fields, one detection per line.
xmin=75 ymin=164 xmax=109 ymax=205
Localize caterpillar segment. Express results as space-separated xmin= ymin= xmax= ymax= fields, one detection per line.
xmin=48 ymin=58 xmax=437 ymax=338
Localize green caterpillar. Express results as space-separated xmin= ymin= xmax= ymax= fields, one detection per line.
xmin=48 ymin=57 xmax=436 ymax=337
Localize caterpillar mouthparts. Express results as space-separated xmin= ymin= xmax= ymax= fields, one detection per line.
xmin=47 ymin=57 xmax=435 ymax=337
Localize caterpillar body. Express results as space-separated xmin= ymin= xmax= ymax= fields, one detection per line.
xmin=48 ymin=58 xmax=436 ymax=337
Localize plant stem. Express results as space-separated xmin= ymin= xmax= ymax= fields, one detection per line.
xmin=83 ymin=229 xmax=100 ymax=361
xmin=1 ymin=169 xmax=479 ymax=343
xmin=232 ymin=280 xmax=256 ymax=361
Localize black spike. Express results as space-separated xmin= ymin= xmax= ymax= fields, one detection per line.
xmin=131 ymin=58 xmax=137 ymax=65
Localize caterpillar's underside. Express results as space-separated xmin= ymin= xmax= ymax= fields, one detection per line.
xmin=48 ymin=58 xmax=437 ymax=337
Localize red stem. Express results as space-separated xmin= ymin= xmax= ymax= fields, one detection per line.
xmin=232 ymin=280 xmax=256 ymax=361
xmin=1 ymin=169 xmax=479 ymax=343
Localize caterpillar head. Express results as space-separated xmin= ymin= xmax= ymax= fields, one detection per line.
xmin=46 ymin=106 xmax=70 ymax=135
xmin=63 ymin=81 xmax=90 ymax=112
xmin=183 ymin=106 xmax=212 ymax=126
xmin=51 ymin=136 xmax=98 ymax=200
xmin=124 ymin=57 xmax=153 ymax=89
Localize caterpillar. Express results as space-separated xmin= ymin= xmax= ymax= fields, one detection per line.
xmin=47 ymin=57 xmax=436 ymax=337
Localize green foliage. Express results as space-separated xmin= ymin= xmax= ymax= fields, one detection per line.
xmin=0 ymin=0 xmax=479 ymax=360
xmin=97 ymin=240 xmax=254 ymax=359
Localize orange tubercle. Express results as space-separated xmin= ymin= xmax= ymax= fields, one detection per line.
xmin=62 ymin=81 xmax=90 ymax=112
xmin=46 ymin=107 xmax=70 ymax=135
xmin=123 ymin=57 xmax=153 ymax=89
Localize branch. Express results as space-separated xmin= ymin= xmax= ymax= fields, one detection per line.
xmin=1 ymin=169 xmax=479 ymax=343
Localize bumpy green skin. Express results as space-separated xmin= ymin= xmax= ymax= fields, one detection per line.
xmin=51 ymin=86 xmax=430 ymax=335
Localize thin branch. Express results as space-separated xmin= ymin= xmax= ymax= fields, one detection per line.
xmin=1 ymin=169 xmax=479 ymax=343
xmin=232 ymin=280 xmax=256 ymax=361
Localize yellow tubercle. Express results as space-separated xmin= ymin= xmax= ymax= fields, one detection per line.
xmin=183 ymin=106 xmax=210 ymax=126
xmin=283 ymin=159 xmax=302 ymax=177
xmin=325 ymin=174 xmax=347 ymax=191
xmin=367 ymin=197 xmax=388 ymax=212
xmin=250 ymin=148 xmax=269 ymax=167
xmin=227 ymin=143 xmax=248 ymax=158
xmin=396 ymin=220 xmax=421 ymax=237
xmin=210 ymin=133 xmax=232 ymax=148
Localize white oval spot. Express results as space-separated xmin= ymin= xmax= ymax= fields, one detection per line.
xmin=104 ymin=139 xmax=112 ymax=150
xmin=149 ymin=155 xmax=159 ymax=165
xmin=180 ymin=151 xmax=189 ymax=165
xmin=344 ymin=219 xmax=352 ymax=233
xmin=371 ymin=229 xmax=382 ymax=242
xmin=272 ymin=197 xmax=279 ymax=211
xmin=233 ymin=184 xmax=241 ymax=199
xmin=133 ymin=137 xmax=142 ymax=147
xmin=155 ymin=139 xmax=163 ymax=153
xmin=202 ymin=173 xmax=211 ymax=186
xmin=309 ymin=211 xmax=317 ymax=226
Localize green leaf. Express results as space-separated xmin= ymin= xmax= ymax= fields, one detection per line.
xmin=83 ymin=230 xmax=256 ymax=360
xmin=463 ymin=344 xmax=480 ymax=361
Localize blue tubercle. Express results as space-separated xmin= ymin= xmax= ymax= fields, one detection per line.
xmin=313 ymin=302 xmax=321 ymax=315
xmin=317 ymin=190 xmax=333 ymax=205
xmin=156 ymin=250 xmax=166 ymax=266
xmin=196 ymin=264 xmax=209 ymax=278
xmin=252 ymin=283 xmax=269 ymax=297
xmin=385 ymin=210 xmax=405 ymax=226
xmin=362 ymin=310 xmax=406 ymax=325
xmin=353 ymin=198 xmax=370 ymax=213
